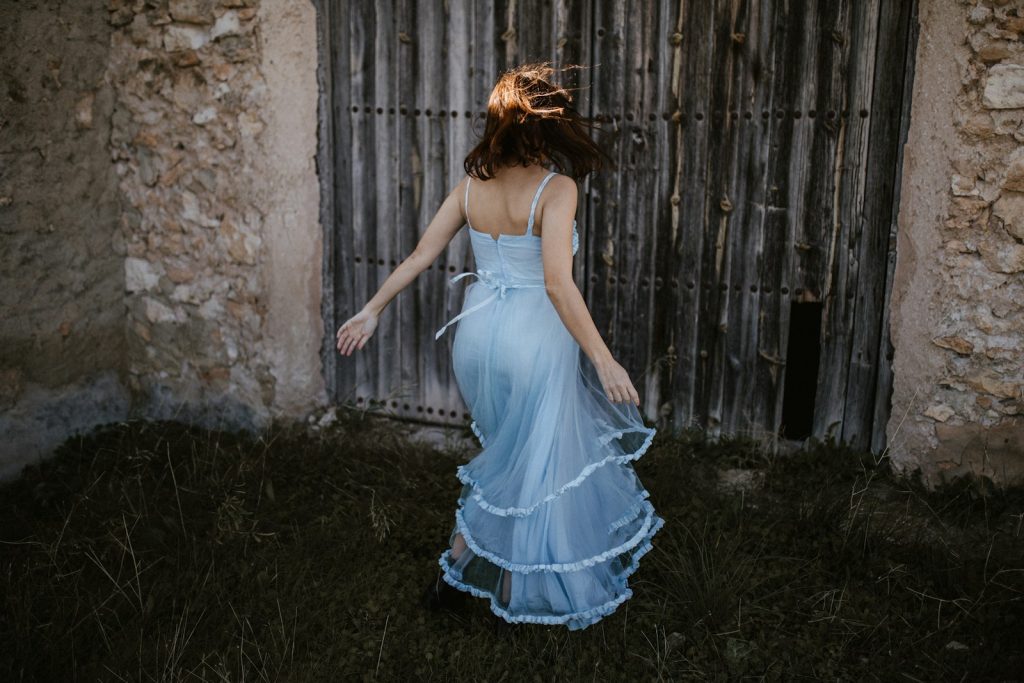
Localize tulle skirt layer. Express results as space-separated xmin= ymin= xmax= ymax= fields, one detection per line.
xmin=438 ymin=283 xmax=665 ymax=630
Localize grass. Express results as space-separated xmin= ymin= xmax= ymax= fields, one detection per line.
xmin=1 ymin=407 xmax=1022 ymax=681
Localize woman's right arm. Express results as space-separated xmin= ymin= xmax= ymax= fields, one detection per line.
xmin=336 ymin=177 xmax=469 ymax=356
xmin=539 ymin=176 xmax=640 ymax=406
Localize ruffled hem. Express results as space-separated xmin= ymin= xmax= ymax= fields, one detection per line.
xmin=437 ymin=510 xmax=664 ymax=629
xmin=455 ymin=425 xmax=656 ymax=518
xmin=607 ymin=490 xmax=651 ymax=533
xmin=454 ymin=500 xmax=664 ymax=574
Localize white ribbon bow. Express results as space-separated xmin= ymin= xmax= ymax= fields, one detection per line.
xmin=434 ymin=269 xmax=545 ymax=340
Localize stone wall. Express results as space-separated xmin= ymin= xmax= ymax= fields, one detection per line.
xmin=108 ymin=0 xmax=277 ymax=429
xmin=0 ymin=1 xmax=129 ymax=481
xmin=888 ymin=0 xmax=1024 ymax=488
xmin=106 ymin=0 xmax=324 ymax=432
xmin=0 ymin=0 xmax=324 ymax=482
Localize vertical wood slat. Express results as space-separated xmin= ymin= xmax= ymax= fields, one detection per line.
xmin=585 ymin=0 xmax=621 ymax=365
xmin=710 ymin=0 xmax=760 ymax=439
xmin=870 ymin=0 xmax=919 ymax=455
xmin=347 ymin=2 xmax=376 ymax=406
xmin=671 ymin=0 xmax=715 ymax=431
xmin=376 ymin=0 xmax=401 ymax=414
xmin=395 ymin=0 xmax=421 ymax=418
xmin=813 ymin=0 xmax=879 ymax=443
xmin=746 ymin=0 xmax=788 ymax=437
xmin=842 ymin=0 xmax=916 ymax=451
xmin=621 ymin=3 xmax=664 ymax=416
xmin=724 ymin=0 xmax=777 ymax=438
xmin=701 ymin=0 xmax=739 ymax=437
xmin=319 ymin=0 xmax=915 ymax=455
xmin=416 ymin=0 xmax=449 ymax=422
xmin=643 ymin=0 xmax=676 ymax=423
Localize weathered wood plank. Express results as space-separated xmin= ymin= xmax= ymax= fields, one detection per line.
xmin=586 ymin=0 xmax=625 ymax=364
xmin=871 ymin=0 xmax=918 ymax=455
xmin=347 ymin=1 xmax=377 ymax=407
xmin=374 ymin=0 xmax=401 ymax=417
xmin=712 ymin=0 xmax=766 ymax=439
xmin=744 ymin=0 xmax=789 ymax=439
xmin=395 ymin=0 xmax=421 ymax=421
xmin=670 ymin=0 xmax=716 ymax=432
xmin=813 ymin=0 xmax=879 ymax=443
xmin=414 ymin=0 xmax=450 ymax=423
xmin=643 ymin=0 xmax=677 ymax=424
xmin=842 ymin=0 xmax=915 ymax=450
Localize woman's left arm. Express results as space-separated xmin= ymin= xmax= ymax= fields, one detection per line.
xmin=336 ymin=177 xmax=468 ymax=356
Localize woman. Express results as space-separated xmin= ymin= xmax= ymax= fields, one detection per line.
xmin=335 ymin=62 xmax=664 ymax=631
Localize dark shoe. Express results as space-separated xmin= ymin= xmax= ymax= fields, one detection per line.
xmin=421 ymin=570 xmax=468 ymax=612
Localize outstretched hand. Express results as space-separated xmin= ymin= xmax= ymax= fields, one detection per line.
xmin=336 ymin=308 xmax=379 ymax=356
xmin=595 ymin=357 xmax=641 ymax=406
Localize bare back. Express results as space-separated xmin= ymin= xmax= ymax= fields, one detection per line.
xmin=463 ymin=166 xmax=558 ymax=240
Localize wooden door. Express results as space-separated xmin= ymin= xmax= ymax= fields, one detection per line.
xmin=317 ymin=0 xmax=917 ymax=454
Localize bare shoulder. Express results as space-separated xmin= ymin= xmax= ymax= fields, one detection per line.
xmin=549 ymin=173 xmax=577 ymax=194
xmin=546 ymin=173 xmax=578 ymax=208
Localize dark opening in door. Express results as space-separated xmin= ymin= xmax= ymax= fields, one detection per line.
xmin=780 ymin=301 xmax=823 ymax=440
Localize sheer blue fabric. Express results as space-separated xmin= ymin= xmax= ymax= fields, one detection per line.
xmin=434 ymin=170 xmax=665 ymax=630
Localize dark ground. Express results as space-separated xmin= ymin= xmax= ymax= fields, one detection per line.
xmin=1 ymin=407 xmax=1022 ymax=681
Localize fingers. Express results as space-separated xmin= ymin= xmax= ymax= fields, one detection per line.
xmin=336 ymin=323 xmax=362 ymax=356
xmin=607 ymin=385 xmax=627 ymax=404
xmin=336 ymin=323 xmax=351 ymax=354
xmin=605 ymin=379 xmax=640 ymax=406
xmin=347 ymin=331 xmax=364 ymax=355
xmin=338 ymin=329 xmax=373 ymax=355
xmin=335 ymin=322 xmax=351 ymax=351
xmin=611 ymin=385 xmax=639 ymax=405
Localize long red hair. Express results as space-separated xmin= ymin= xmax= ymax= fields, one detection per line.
xmin=464 ymin=62 xmax=613 ymax=181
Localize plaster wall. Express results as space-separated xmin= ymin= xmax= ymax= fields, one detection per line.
xmin=0 ymin=0 xmax=324 ymax=482
xmin=887 ymin=0 xmax=1024 ymax=488
xmin=0 ymin=1 xmax=129 ymax=481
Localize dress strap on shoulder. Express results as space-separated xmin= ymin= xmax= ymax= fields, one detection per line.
xmin=526 ymin=171 xmax=558 ymax=236
xmin=463 ymin=176 xmax=474 ymax=230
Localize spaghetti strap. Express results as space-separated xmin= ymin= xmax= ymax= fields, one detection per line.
xmin=526 ymin=171 xmax=558 ymax=236
xmin=464 ymin=177 xmax=474 ymax=230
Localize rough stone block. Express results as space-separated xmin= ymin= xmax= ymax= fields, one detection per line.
xmin=978 ymin=234 xmax=1024 ymax=272
xmin=1003 ymin=149 xmax=1024 ymax=192
xmin=924 ymin=404 xmax=956 ymax=422
xmin=932 ymin=335 xmax=974 ymax=355
xmin=168 ymin=0 xmax=215 ymax=25
xmin=983 ymin=64 xmax=1024 ymax=109
xmin=993 ymin=191 xmax=1024 ymax=239
xmin=164 ymin=24 xmax=209 ymax=51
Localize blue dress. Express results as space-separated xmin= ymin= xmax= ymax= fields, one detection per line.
xmin=433 ymin=170 xmax=665 ymax=630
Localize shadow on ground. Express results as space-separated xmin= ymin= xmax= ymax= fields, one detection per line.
xmin=1 ymin=407 xmax=1022 ymax=680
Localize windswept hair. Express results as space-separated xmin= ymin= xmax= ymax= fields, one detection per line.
xmin=464 ymin=62 xmax=613 ymax=181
